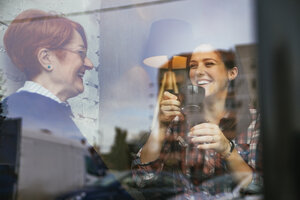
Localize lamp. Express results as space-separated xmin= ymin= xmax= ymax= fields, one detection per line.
xmin=143 ymin=19 xmax=193 ymax=67
xmin=142 ymin=19 xmax=194 ymax=129
xmin=143 ymin=19 xmax=193 ymax=93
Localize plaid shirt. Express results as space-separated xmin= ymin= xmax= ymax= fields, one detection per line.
xmin=132 ymin=109 xmax=261 ymax=199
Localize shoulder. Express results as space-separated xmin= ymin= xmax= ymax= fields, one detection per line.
xmin=2 ymin=92 xmax=80 ymax=137
xmin=4 ymin=91 xmax=50 ymax=103
xmin=2 ymin=91 xmax=59 ymax=117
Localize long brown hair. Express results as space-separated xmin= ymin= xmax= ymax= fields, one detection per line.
xmin=185 ymin=49 xmax=252 ymax=139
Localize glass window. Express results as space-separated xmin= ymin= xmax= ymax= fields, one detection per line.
xmin=0 ymin=0 xmax=265 ymax=199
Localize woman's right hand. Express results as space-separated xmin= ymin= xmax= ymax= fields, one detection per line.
xmin=159 ymin=91 xmax=184 ymax=124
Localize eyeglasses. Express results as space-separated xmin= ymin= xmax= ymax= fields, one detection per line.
xmin=60 ymin=48 xmax=87 ymax=60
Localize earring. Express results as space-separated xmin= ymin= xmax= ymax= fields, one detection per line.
xmin=48 ymin=65 xmax=51 ymax=69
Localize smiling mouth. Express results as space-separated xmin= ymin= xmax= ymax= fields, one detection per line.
xmin=197 ymin=80 xmax=211 ymax=86
xmin=77 ymin=72 xmax=85 ymax=79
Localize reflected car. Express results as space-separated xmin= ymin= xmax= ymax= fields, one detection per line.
xmin=55 ymin=171 xmax=189 ymax=200
xmin=55 ymin=173 xmax=133 ymax=200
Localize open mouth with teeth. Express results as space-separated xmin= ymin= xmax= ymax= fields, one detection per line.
xmin=77 ymin=72 xmax=85 ymax=79
xmin=197 ymin=80 xmax=212 ymax=86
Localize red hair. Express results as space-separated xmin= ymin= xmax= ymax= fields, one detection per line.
xmin=3 ymin=9 xmax=87 ymax=79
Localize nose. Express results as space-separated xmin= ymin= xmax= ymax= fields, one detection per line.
xmin=83 ymin=57 xmax=94 ymax=70
xmin=195 ymin=64 xmax=205 ymax=76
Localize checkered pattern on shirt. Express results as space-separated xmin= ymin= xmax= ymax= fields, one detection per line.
xmin=132 ymin=109 xmax=260 ymax=197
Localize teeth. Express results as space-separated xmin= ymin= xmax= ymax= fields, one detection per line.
xmin=197 ymin=80 xmax=210 ymax=85
xmin=78 ymin=72 xmax=84 ymax=78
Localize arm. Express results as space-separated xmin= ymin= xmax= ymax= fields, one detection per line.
xmin=223 ymin=147 xmax=253 ymax=187
xmin=140 ymin=91 xmax=183 ymax=164
xmin=132 ymin=92 xmax=183 ymax=187
xmin=228 ymin=114 xmax=262 ymax=187
xmin=140 ymin=124 xmax=167 ymax=163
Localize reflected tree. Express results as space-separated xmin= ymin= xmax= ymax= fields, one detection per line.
xmin=102 ymin=127 xmax=130 ymax=170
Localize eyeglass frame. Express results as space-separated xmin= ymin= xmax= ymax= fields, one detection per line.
xmin=59 ymin=48 xmax=87 ymax=61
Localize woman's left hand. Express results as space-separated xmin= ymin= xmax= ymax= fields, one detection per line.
xmin=189 ymin=123 xmax=230 ymax=155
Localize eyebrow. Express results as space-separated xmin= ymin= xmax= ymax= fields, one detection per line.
xmin=203 ymin=58 xmax=217 ymax=62
xmin=190 ymin=58 xmax=217 ymax=62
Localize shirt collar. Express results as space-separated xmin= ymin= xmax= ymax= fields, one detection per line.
xmin=17 ymin=81 xmax=64 ymax=104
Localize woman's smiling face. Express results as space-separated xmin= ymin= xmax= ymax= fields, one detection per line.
xmin=51 ymin=30 xmax=94 ymax=99
xmin=189 ymin=48 xmax=237 ymax=98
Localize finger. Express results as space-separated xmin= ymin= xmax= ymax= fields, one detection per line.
xmin=191 ymin=123 xmax=219 ymax=131
xmin=197 ymin=143 xmax=217 ymax=150
xmin=160 ymin=112 xmax=184 ymax=123
xmin=161 ymin=99 xmax=181 ymax=107
xmin=161 ymin=105 xmax=181 ymax=112
xmin=191 ymin=136 xmax=217 ymax=144
xmin=162 ymin=91 xmax=177 ymax=100
xmin=189 ymin=128 xmax=217 ymax=137
xmin=161 ymin=111 xmax=182 ymax=117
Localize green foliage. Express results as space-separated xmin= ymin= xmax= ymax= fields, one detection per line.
xmin=102 ymin=127 xmax=130 ymax=170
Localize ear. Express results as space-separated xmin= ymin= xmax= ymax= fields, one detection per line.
xmin=228 ymin=66 xmax=238 ymax=81
xmin=37 ymin=48 xmax=54 ymax=71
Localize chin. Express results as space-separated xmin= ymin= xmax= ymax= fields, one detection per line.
xmin=71 ymin=87 xmax=84 ymax=98
xmin=77 ymin=82 xmax=85 ymax=93
xmin=77 ymin=87 xmax=84 ymax=94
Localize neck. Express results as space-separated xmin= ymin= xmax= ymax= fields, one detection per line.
xmin=31 ymin=76 xmax=71 ymax=102
xmin=203 ymin=90 xmax=228 ymax=124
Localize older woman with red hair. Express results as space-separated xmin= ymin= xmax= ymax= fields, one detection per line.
xmin=2 ymin=9 xmax=94 ymax=140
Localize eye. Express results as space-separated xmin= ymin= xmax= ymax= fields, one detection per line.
xmin=78 ymin=50 xmax=87 ymax=59
xmin=189 ymin=63 xmax=198 ymax=69
xmin=205 ymin=62 xmax=215 ymax=67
